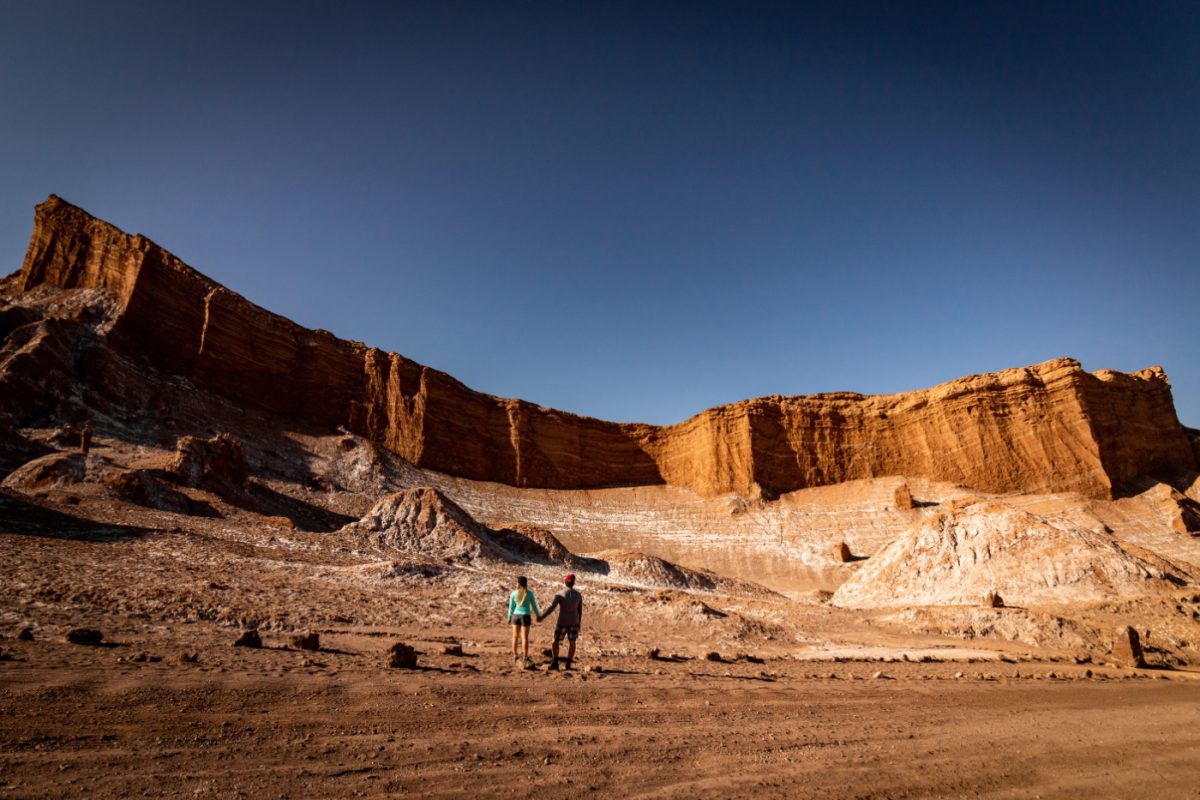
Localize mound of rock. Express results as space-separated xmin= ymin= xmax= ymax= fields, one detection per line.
xmin=2 ymin=452 xmax=92 ymax=490
xmin=489 ymin=522 xmax=591 ymax=567
xmin=168 ymin=434 xmax=248 ymax=496
xmin=833 ymin=503 xmax=1197 ymax=609
xmin=595 ymin=550 xmax=770 ymax=595
xmin=339 ymin=487 xmax=507 ymax=562
xmin=1139 ymin=483 xmax=1200 ymax=535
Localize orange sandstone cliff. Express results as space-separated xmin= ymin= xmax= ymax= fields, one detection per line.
xmin=11 ymin=196 xmax=1198 ymax=498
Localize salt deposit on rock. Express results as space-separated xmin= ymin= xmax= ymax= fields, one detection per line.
xmin=833 ymin=503 xmax=1197 ymax=609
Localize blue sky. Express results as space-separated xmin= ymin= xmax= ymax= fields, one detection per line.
xmin=1 ymin=1 xmax=1197 ymax=426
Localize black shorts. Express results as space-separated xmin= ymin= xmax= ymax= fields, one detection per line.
xmin=510 ymin=614 xmax=531 ymax=627
xmin=553 ymin=625 xmax=579 ymax=643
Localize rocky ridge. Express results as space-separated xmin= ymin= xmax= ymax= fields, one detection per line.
xmin=8 ymin=195 xmax=1198 ymax=499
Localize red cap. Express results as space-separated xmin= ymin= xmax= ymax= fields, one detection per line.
xmin=564 ymin=574 xmax=576 ymax=585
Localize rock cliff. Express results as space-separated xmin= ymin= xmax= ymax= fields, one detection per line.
xmin=11 ymin=196 xmax=1198 ymax=498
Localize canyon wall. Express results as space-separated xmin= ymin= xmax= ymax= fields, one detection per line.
xmin=13 ymin=196 xmax=1198 ymax=498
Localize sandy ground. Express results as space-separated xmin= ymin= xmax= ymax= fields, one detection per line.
xmin=3 ymin=629 xmax=1200 ymax=799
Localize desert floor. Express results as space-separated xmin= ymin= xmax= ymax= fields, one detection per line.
xmin=4 ymin=622 xmax=1200 ymax=800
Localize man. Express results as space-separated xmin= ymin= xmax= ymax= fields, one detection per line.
xmin=538 ymin=573 xmax=583 ymax=671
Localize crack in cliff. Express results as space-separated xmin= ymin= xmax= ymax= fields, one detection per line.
xmin=197 ymin=288 xmax=219 ymax=360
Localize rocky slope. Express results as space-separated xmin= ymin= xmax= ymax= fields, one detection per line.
xmin=832 ymin=502 xmax=1198 ymax=608
xmin=9 ymin=195 xmax=1198 ymax=499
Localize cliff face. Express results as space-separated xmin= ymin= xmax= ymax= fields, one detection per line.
xmin=12 ymin=196 xmax=1198 ymax=498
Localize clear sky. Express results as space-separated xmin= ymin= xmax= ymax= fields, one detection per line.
xmin=1 ymin=1 xmax=1196 ymax=427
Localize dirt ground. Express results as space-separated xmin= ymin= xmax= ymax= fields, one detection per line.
xmin=2 ymin=424 xmax=1200 ymax=799
xmin=3 ymin=624 xmax=1200 ymax=800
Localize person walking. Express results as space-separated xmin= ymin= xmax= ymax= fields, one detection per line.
xmin=538 ymin=573 xmax=583 ymax=671
xmin=507 ymin=576 xmax=539 ymax=666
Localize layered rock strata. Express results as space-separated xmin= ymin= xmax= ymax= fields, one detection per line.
xmin=11 ymin=196 xmax=1198 ymax=498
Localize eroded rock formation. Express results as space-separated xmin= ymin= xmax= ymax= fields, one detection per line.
xmin=831 ymin=503 xmax=1197 ymax=608
xmin=10 ymin=196 xmax=1198 ymax=498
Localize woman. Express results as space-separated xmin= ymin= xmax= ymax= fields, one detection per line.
xmin=507 ymin=575 xmax=540 ymax=665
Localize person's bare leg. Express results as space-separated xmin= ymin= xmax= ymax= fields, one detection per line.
xmin=520 ymin=626 xmax=530 ymax=660
xmin=551 ymin=639 xmax=560 ymax=663
xmin=566 ymin=638 xmax=576 ymax=665
xmin=510 ymin=625 xmax=519 ymax=658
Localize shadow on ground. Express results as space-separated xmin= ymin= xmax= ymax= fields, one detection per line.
xmin=0 ymin=489 xmax=150 ymax=542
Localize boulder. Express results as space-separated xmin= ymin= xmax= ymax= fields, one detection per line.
xmin=168 ymin=434 xmax=248 ymax=495
xmin=64 ymin=628 xmax=104 ymax=646
xmin=290 ymin=632 xmax=320 ymax=651
xmin=385 ymin=642 xmax=418 ymax=669
xmin=232 ymin=629 xmax=262 ymax=648
xmin=442 ymin=643 xmax=464 ymax=656
xmin=893 ymin=484 xmax=914 ymax=510
xmin=983 ymin=591 xmax=1005 ymax=608
xmin=17 ymin=626 xmax=34 ymax=641
xmin=1112 ymin=626 xmax=1146 ymax=668
xmin=832 ymin=542 xmax=854 ymax=563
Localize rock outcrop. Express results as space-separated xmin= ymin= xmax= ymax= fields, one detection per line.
xmin=167 ymin=434 xmax=248 ymax=496
xmin=2 ymin=452 xmax=90 ymax=490
xmin=11 ymin=196 xmax=1199 ymax=499
xmin=595 ymin=550 xmax=772 ymax=595
xmin=832 ymin=504 xmax=1197 ymax=608
xmin=340 ymin=487 xmax=509 ymax=562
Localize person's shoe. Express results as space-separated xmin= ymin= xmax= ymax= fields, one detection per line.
xmin=548 ymin=658 xmax=559 ymax=671
xmin=563 ymin=658 xmax=573 ymax=671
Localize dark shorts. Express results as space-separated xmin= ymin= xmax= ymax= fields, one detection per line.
xmin=553 ymin=625 xmax=579 ymax=643
xmin=510 ymin=614 xmax=531 ymax=627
